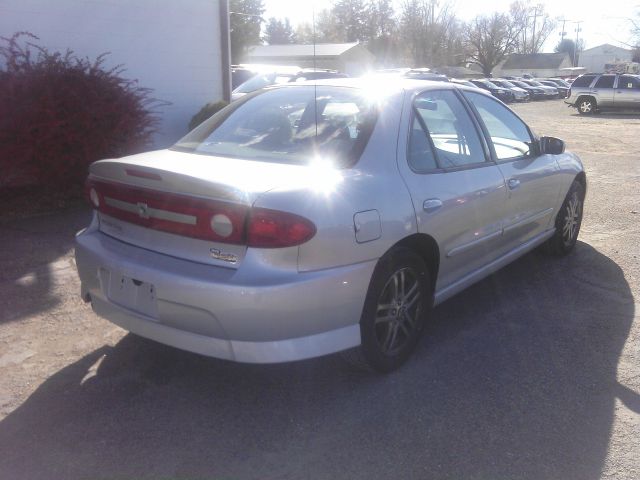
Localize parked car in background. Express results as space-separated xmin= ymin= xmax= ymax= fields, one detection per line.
xmin=76 ymin=78 xmax=585 ymax=373
xmin=470 ymin=79 xmax=514 ymax=103
xmin=509 ymin=80 xmax=546 ymax=100
xmin=565 ymin=73 xmax=640 ymax=114
xmin=539 ymin=80 xmax=569 ymax=98
xmin=519 ymin=79 xmax=559 ymax=98
xmin=231 ymin=65 xmax=259 ymax=89
xmin=542 ymin=78 xmax=571 ymax=89
xmin=404 ymin=68 xmax=450 ymax=82
xmin=491 ymin=79 xmax=530 ymax=102
xmin=449 ymin=78 xmax=479 ymax=88
xmin=231 ymin=68 xmax=348 ymax=101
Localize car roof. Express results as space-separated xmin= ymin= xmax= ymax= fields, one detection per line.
xmin=286 ymin=76 xmax=490 ymax=97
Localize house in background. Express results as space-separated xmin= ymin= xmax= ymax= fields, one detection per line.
xmin=0 ymin=0 xmax=231 ymax=147
xmin=579 ymin=44 xmax=633 ymax=73
xmin=246 ymin=42 xmax=375 ymax=76
xmin=494 ymin=53 xmax=573 ymax=78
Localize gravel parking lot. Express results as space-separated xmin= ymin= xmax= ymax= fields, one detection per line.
xmin=0 ymin=99 xmax=639 ymax=480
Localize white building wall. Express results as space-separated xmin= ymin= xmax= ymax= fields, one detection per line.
xmin=0 ymin=0 xmax=227 ymax=147
xmin=579 ymin=45 xmax=632 ymax=73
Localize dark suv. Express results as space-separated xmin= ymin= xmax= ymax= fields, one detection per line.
xmin=566 ymin=73 xmax=640 ymax=114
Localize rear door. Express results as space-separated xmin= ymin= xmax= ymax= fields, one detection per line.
xmin=592 ymin=74 xmax=616 ymax=107
xmin=397 ymin=88 xmax=508 ymax=290
xmin=614 ymin=75 xmax=640 ymax=109
xmin=462 ymin=91 xmax=562 ymax=248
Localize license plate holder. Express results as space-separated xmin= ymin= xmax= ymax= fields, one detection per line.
xmin=107 ymin=273 xmax=158 ymax=318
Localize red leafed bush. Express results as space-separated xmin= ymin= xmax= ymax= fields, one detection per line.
xmin=0 ymin=32 xmax=165 ymax=192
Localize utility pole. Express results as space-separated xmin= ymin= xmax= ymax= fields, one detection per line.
xmin=573 ymin=21 xmax=583 ymax=67
xmin=527 ymin=6 xmax=542 ymax=53
xmin=559 ymin=18 xmax=568 ymax=42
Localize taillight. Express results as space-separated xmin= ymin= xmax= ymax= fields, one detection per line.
xmin=247 ymin=208 xmax=316 ymax=248
xmin=85 ymin=178 xmax=316 ymax=248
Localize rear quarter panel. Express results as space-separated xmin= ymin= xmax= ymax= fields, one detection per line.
xmin=252 ymin=90 xmax=419 ymax=272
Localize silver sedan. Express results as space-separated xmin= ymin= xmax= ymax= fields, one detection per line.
xmin=75 ymin=78 xmax=586 ymax=372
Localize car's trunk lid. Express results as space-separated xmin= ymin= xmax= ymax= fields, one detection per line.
xmin=88 ymin=149 xmax=312 ymax=268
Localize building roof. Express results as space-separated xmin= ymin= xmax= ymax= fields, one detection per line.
xmin=248 ymin=42 xmax=361 ymax=58
xmin=502 ymin=53 xmax=570 ymax=70
xmin=581 ymin=43 xmax=631 ymax=55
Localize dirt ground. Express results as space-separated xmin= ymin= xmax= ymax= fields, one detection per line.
xmin=0 ymin=99 xmax=639 ymax=480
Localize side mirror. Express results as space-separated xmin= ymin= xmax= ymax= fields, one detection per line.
xmin=539 ymin=136 xmax=565 ymax=155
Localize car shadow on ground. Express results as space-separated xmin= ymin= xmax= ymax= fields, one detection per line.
xmin=0 ymin=242 xmax=636 ymax=480
xmin=0 ymin=207 xmax=91 ymax=324
xmin=569 ymin=112 xmax=640 ymax=119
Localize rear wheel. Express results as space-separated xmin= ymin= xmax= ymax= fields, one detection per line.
xmin=543 ymin=180 xmax=585 ymax=255
xmin=342 ymin=248 xmax=430 ymax=373
xmin=577 ymin=96 xmax=596 ymax=115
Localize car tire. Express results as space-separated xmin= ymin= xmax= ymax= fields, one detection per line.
xmin=342 ymin=247 xmax=431 ymax=373
xmin=542 ymin=180 xmax=585 ymax=256
xmin=577 ymin=96 xmax=596 ymax=115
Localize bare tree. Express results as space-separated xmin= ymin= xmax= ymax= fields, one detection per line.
xmin=465 ymin=13 xmax=520 ymax=76
xmin=399 ymin=0 xmax=460 ymax=67
xmin=510 ymin=1 xmax=556 ymax=54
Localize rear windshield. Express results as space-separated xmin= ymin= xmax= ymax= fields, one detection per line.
xmin=173 ymin=86 xmax=378 ymax=166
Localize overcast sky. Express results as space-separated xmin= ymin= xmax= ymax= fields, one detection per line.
xmin=263 ymin=0 xmax=640 ymax=51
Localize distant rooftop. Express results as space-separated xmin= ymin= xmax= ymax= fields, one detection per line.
xmin=581 ymin=43 xmax=632 ymax=54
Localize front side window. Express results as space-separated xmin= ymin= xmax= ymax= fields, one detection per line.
xmin=409 ymin=90 xmax=486 ymax=170
xmin=173 ymin=86 xmax=378 ymax=166
xmin=464 ymin=91 xmax=532 ymax=161
xmin=594 ymin=75 xmax=615 ymax=88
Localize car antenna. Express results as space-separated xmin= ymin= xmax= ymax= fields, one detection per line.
xmin=313 ymin=4 xmax=318 ymax=139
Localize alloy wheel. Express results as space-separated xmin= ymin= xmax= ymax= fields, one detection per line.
xmin=562 ymin=192 xmax=582 ymax=245
xmin=579 ymin=101 xmax=592 ymax=113
xmin=374 ymin=267 xmax=422 ymax=356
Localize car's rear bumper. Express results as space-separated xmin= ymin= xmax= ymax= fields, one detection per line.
xmin=75 ymin=228 xmax=375 ymax=363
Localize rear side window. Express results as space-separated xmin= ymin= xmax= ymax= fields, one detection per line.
xmin=409 ymin=90 xmax=486 ymax=170
xmin=464 ymin=91 xmax=532 ymax=160
xmin=571 ymin=75 xmax=596 ymax=88
xmin=619 ymin=75 xmax=640 ymax=89
xmin=594 ymin=75 xmax=615 ymax=88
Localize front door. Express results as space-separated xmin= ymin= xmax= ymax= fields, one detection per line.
xmin=592 ymin=74 xmax=616 ymax=108
xmin=397 ymin=89 xmax=508 ymax=291
xmin=462 ymin=90 xmax=562 ymax=248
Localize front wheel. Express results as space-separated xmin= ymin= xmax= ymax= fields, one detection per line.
xmin=342 ymin=248 xmax=431 ymax=373
xmin=543 ymin=180 xmax=585 ymax=255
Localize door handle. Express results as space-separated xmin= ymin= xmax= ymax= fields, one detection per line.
xmin=508 ymin=178 xmax=521 ymax=190
xmin=423 ymin=198 xmax=443 ymax=213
